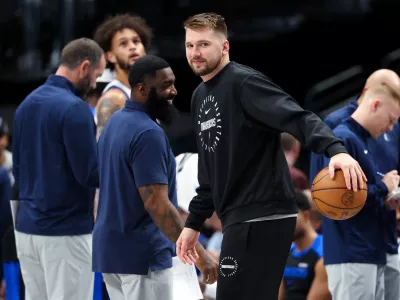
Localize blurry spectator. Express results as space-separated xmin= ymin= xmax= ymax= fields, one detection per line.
xmin=281 ymin=133 xmax=308 ymax=190
xmin=0 ymin=166 xmax=12 ymax=300
xmin=0 ymin=119 xmax=13 ymax=186
xmin=302 ymin=189 xmax=323 ymax=233
xmin=279 ymin=189 xmax=330 ymax=300
xmin=175 ymin=152 xmax=214 ymax=247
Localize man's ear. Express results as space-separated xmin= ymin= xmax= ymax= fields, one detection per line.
xmin=137 ymin=83 xmax=148 ymax=97
xmin=106 ymin=51 xmax=116 ymax=64
xmin=78 ymin=60 xmax=90 ymax=79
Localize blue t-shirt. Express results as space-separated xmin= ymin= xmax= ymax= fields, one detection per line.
xmin=310 ymin=98 xmax=400 ymax=254
xmin=93 ymin=100 xmax=177 ymax=275
xmin=322 ymin=117 xmax=388 ymax=265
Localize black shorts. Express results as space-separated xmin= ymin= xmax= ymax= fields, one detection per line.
xmin=216 ymin=217 xmax=296 ymax=300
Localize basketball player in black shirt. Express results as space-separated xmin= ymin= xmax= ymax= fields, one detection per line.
xmin=279 ymin=190 xmax=331 ymax=300
xmin=176 ymin=12 xmax=366 ymax=300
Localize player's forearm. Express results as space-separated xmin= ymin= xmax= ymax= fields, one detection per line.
xmin=144 ymin=194 xmax=185 ymax=242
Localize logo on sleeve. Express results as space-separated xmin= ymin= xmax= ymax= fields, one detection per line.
xmin=198 ymin=95 xmax=222 ymax=152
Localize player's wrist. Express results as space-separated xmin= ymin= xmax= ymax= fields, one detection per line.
xmin=185 ymin=213 xmax=205 ymax=231
xmin=326 ymin=142 xmax=348 ymax=158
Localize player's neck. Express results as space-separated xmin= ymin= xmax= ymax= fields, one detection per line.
xmin=55 ymin=66 xmax=78 ymax=86
xmin=295 ymin=230 xmax=317 ymax=252
xmin=115 ymin=68 xmax=130 ymax=89
xmin=351 ymin=110 xmax=372 ymax=135
xmin=201 ymin=55 xmax=230 ymax=82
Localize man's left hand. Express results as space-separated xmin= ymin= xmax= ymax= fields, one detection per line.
xmin=329 ymin=153 xmax=367 ymax=191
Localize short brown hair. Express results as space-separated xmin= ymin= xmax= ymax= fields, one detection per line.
xmin=93 ymin=13 xmax=153 ymax=54
xmin=59 ymin=38 xmax=104 ymax=70
xmin=184 ymin=13 xmax=228 ymax=38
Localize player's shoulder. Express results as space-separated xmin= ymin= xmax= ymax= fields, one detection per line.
xmin=324 ymin=107 xmax=349 ymax=128
xmin=97 ymin=88 xmax=127 ymax=110
xmin=332 ymin=122 xmax=354 ymax=138
xmin=311 ymin=234 xmax=324 ymax=257
xmin=230 ymin=61 xmax=272 ymax=84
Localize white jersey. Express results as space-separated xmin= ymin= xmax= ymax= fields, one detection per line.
xmin=102 ymin=79 xmax=131 ymax=99
xmin=175 ymin=153 xmax=199 ymax=213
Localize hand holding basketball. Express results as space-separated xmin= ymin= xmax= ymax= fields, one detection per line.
xmin=311 ymin=167 xmax=367 ymax=220
xmin=329 ymin=153 xmax=367 ymax=192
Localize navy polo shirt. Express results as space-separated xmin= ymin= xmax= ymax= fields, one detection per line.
xmin=310 ymin=98 xmax=400 ymax=254
xmin=93 ymin=100 xmax=177 ymax=275
xmin=13 ymin=75 xmax=98 ymax=236
xmin=322 ymin=117 xmax=388 ymax=265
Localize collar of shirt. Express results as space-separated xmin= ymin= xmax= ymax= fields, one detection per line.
xmin=45 ymin=75 xmax=76 ymax=94
xmin=124 ymin=99 xmax=150 ymax=114
xmin=344 ymin=117 xmax=371 ymax=140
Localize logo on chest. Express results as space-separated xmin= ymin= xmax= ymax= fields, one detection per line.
xmin=198 ymin=95 xmax=222 ymax=152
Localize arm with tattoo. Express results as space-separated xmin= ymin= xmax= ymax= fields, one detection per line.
xmin=96 ymin=90 xmax=126 ymax=139
xmin=138 ymin=184 xmax=184 ymax=242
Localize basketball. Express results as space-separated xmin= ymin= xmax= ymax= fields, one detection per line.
xmin=311 ymin=167 xmax=368 ymax=220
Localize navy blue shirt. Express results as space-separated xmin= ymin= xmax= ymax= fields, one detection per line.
xmin=310 ymin=98 xmax=400 ymax=254
xmin=322 ymin=118 xmax=388 ymax=265
xmin=12 ymin=75 xmax=99 ymax=236
xmin=283 ymin=235 xmax=323 ymax=300
xmin=93 ymin=100 xmax=177 ymax=275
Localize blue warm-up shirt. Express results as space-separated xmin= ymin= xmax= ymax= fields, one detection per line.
xmin=93 ymin=100 xmax=177 ymax=275
xmin=12 ymin=75 xmax=99 ymax=236
xmin=322 ymin=117 xmax=388 ymax=265
xmin=310 ymin=98 xmax=400 ymax=254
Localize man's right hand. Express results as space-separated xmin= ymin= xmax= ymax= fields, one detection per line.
xmin=382 ymin=170 xmax=400 ymax=193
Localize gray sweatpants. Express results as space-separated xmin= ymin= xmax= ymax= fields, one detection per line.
xmin=103 ymin=268 xmax=173 ymax=300
xmin=385 ymin=253 xmax=400 ymax=300
xmin=326 ymin=263 xmax=385 ymax=300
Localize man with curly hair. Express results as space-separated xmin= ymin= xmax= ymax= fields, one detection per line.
xmin=93 ymin=14 xmax=153 ymax=137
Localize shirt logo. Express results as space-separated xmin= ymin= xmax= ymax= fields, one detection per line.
xmin=364 ymin=149 xmax=368 ymax=154
xmin=198 ymin=95 xmax=222 ymax=152
xmin=219 ymin=256 xmax=239 ymax=277
xmin=384 ymin=133 xmax=389 ymax=142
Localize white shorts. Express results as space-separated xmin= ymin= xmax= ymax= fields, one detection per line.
xmin=385 ymin=253 xmax=400 ymax=300
xmin=15 ymin=231 xmax=93 ymax=300
xmin=326 ymin=263 xmax=385 ymax=300
xmin=103 ymin=268 xmax=173 ymax=300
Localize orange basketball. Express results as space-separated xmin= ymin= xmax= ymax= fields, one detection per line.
xmin=311 ymin=167 xmax=367 ymax=220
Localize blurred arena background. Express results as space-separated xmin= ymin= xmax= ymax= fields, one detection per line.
xmin=1 ymin=1 xmax=400 ymax=299
xmin=0 ymin=0 xmax=399 ymax=177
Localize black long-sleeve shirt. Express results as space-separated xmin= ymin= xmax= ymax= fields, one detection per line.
xmin=185 ymin=61 xmax=347 ymax=231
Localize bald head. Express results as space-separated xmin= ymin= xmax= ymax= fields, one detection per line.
xmin=365 ymin=69 xmax=400 ymax=89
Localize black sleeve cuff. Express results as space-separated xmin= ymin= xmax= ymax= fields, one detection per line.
xmin=326 ymin=141 xmax=348 ymax=158
xmin=184 ymin=213 xmax=206 ymax=232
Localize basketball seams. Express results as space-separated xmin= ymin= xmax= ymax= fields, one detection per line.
xmin=312 ymin=187 xmax=368 ymax=192
xmin=312 ymin=197 xmax=365 ymax=210
xmin=312 ymin=171 xmax=330 ymax=186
